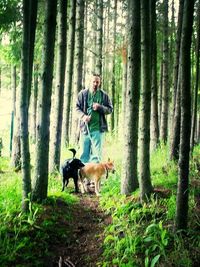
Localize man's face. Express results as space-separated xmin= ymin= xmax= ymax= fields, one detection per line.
xmin=92 ymin=76 xmax=101 ymax=91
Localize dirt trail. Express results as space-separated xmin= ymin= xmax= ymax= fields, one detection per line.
xmin=50 ymin=194 xmax=111 ymax=267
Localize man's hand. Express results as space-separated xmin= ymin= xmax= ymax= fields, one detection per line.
xmin=93 ymin=102 xmax=101 ymax=111
xmin=82 ymin=115 xmax=91 ymax=123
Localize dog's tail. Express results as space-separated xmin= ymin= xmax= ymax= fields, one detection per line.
xmin=69 ymin=148 xmax=76 ymax=158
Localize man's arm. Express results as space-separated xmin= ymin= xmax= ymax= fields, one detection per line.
xmin=94 ymin=92 xmax=113 ymax=115
xmin=76 ymin=90 xmax=91 ymax=122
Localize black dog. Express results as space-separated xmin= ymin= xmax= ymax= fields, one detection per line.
xmin=60 ymin=148 xmax=84 ymax=193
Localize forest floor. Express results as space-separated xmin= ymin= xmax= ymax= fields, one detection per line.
xmin=46 ymin=189 xmax=111 ymax=267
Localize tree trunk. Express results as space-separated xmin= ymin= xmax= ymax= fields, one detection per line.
xmin=139 ymin=0 xmax=153 ymax=202
xmin=28 ymin=0 xmax=38 ymax=105
xmin=95 ymin=0 xmax=103 ymax=76
xmin=169 ymin=0 xmax=184 ymax=160
xmin=110 ymin=0 xmax=117 ymax=132
xmin=49 ymin=0 xmax=67 ymax=173
xmin=32 ymin=0 xmax=57 ymax=202
xmin=71 ymin=0 xmax=85 ymax=144
xmin=30 ymin=64 xmax=39 ymax=143
xmin=10 ymin=65 xmax=17 ymax=156
xmin=121 ymin=0 xmax=140 ymax=195
xmin=160 ymin=0 xmax=169 ymax=143
xmin=62 ymin=0 xmax=76 ymax=146
xmin=190 ymin=1 xmax=200 ymax=151
xmin=175 ymin=0 xmax=195 ymax=231
xmin=20 ymin=0 xmax=32 ymax=212
xmin=150 ymin=0 xmax=159 ymax=151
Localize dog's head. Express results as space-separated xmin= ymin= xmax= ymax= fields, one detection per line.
xmin=105 ymin=158 xmax=115 ymax=174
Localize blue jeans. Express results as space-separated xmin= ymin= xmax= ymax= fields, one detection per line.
xmin=80 ymin=131 xmax=104 ymax=163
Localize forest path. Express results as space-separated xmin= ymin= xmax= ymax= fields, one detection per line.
xmin=50 ymin=193 xmax=111 ymax=267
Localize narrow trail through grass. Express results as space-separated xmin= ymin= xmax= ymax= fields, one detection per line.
xmin=49 ymin=193 xmax=110 ymax=267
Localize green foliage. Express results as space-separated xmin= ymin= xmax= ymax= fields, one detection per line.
xmin=99 ymin=144 xmax=200 ymax=267
xmin=0 ymin=157 xmax=78 ymax=266
xmin=0 ymin=0 xmax=21 ymax=34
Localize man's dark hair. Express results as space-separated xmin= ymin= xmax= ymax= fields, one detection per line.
xmin=92 ymin=73 xmax=101 ymax=78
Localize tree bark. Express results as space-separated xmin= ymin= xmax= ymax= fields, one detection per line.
xmin=190 ymin=1 xmax=200 ymax=151
xmin=20 ymin=0 xmax=32 ymax=212
xmin=71 ymin=0 xmax=85 ymax=144
xmin=62 ymin=0 xmax=76 ymax=146
xmin=150 ymin=0 xmax=159 ymax=151
xmin=169 ymin=0 xmax=184 ymax=160
xmin=121 ymin=0 xmax=140 ymax=195
xmin=110 ymin=0 xmax=117 ymax=132
xmin=50 ymin=0 xmax=67 ymax=172
xmin=95 ymin=0 xmax=103 ymax=76
xmin=139 ymin=0 xmax=153 ymax=202
xmin=32 ymin=0 xmax=57 ymax=202
xmin=175 ymin=0 xmax=195 ymax=230
xmin=160 ymin=0 xmax=169 ymax=143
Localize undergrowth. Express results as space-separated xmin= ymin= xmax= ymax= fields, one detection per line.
xmin=0 ymin=156 xmax=78 ymax=266
xmin=99 ymin=144 xmax=200 ymax=267
xmin=0 ymin=143 xmax=200 ymax=266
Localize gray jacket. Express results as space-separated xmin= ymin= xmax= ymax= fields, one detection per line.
xmin=76 ymin=88 xmax=113 ymax=134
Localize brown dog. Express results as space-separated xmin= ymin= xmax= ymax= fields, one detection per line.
xmin=79 ymin=159 xmax=115 ymax=196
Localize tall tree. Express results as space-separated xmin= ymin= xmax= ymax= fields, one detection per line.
xmin=121 ymin=0 xmax=140 ymax=195
xmin=139 ymin=0 xmax=153 ymax=202
xmin=49 ymin=0 xmax=67 ymax=172
xmin=71 ymin=0 xmax=85 ymax=144
xmin=110 ymin=0 xmax=117 ymax=132
xmin=160 ymin=0 xmax=169 ymax=143
xmin=28 ymin=0 xmax=38 ymax=105
xmin=95 ymin=0 xmax=103 ymax=76
xmin=32 ymin=0 xmax=57 ymax=202
xmin=190 ymin=1 xmax=200 ymax=151
xmin=170 ymin=0 xmax=184 ymax=160
xmin=30 ymin=64 xmax=39 ymax=143
xmin=175 ymin=0 xmax=195 ymax=230
xmin=150 ymin=0 xmax=159 ymax=151
xmin=62 ymin=0 xmax=76 ymax=145
xmin=20 ymin=0 xmax=32 ymax=212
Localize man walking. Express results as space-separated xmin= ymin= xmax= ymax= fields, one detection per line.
xmin=76 ymin=74 xmax=113 ymax=163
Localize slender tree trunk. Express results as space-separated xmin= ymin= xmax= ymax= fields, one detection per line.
xmin=170 ymin=81 xmax=181 ymax=160
xmin=71 ymin=0 xmax=85 ymax=144
xmin=10 ymin=65 xmax=17 ymax=156
xmin=121 ymin=43 xmax=127 ymax=132
xmin=139 ymin=0 xmax=153 ymax=202
xmin=150 ymin=0 xmax=159 ymax=151
xmin=32 ymin=0 xmax=57 ymax=202
xmin=30 ymin=65 xmax=38 ymax=143
xmin=20 ymin=0 xmax=32 ymax=212
xmin=11 ymin=72 xmax=21 ymax=170
xmin=190 ymin=1 xmax=200 ymax=151
xmin=62 ymin=0 xmax=76 ymax=146
xmin=50 ymin=0 xmax=67 ymax=173
xmin=121 ymin=0 xmax=140 ymax=195
xmin=92 ymin=0 xmax=97 ymax=72
xmin=160 ymin=0 xmax=169 ymax=143
xmin=95 ymin=0 xmax=103 ymax=76
xmin=158 ymin=60 xmax=163 ymax=128
xmin=170 ymin=0 xmax=184 ymax=160
xmin=82 ymin=0 xmax=88 ymax=86
xmin=28 ymin=0 xmax=38 ymax=105
xmin=111 ymin=0 xmax=117 ymax=132
xmin=175 ymin=0 xmax=195 ymax=231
